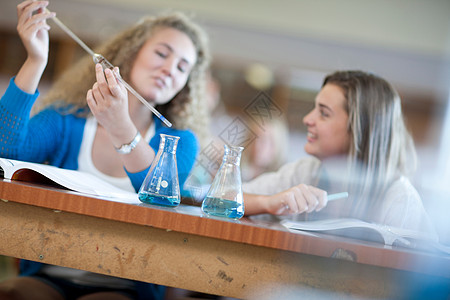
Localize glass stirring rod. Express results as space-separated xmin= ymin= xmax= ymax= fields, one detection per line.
xmin=44 ymin=9 xmax=173 ymax=127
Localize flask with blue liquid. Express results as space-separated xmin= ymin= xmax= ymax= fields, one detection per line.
xmin=138 ymin=134 xmax=180 ymax=207
xmin=201 ymin=144 xmax=244 ymax=219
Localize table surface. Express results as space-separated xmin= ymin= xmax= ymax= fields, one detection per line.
xmin=1 ymin=179 xmax=449 ymax=276
xmin=1 ymin=179 xmax=450 ymax=298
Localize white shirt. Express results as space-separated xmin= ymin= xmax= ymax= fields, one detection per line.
xmin=78 ymin=117 xmax=155 ymax=192
xmin=243 ymin=156 xmax=437 ymax=236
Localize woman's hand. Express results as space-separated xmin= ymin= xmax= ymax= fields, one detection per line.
xmin=86 ymin=64 xmax=136 ymax=147
xmin=267 ymin=184 xmax=328 ymax=215
xmin=17 ymin=0 xmax=54 ymax=65
xmin=244 ymin=184 xmax=328 ymax=216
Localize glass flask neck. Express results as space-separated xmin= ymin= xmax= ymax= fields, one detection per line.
xmin=159 ymin=134 xmax=179 ymax=154
xmin=222 ymin=145 xmax=244 ymax=166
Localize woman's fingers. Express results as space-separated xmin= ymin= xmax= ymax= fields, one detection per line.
xmin=91 ymin=82 xmax=104 ymax=105
xmin=104 ymin=67 xmax=121 ymax=97
xmin=17 ymin=0 xmax=54 ymax=62
xmin=288 ymin=187 xmax=306 ymax=213
xmin=93 ymin=64 xmax=124 ymax=102
xmin=17 ymin=1 xmax=36 ymax=24
xmin=86 ymin=89 xmax=96 ymax=110
xmin=308 ymin=185 xmax=328 ymax=211
xmin=18 ymin=1 xmax=52 ymax=29
xmin=94 ymin=64 xmax=109 ymax=102
xmin=278 ymin=184 xmax=328 ymax=215
xmin=29 ymin=9 xmax=53 ymax=30
xmin=278 ymin=186 xmax=308 ymax=215
xmin=295 ymin=184 xmax=318 ymax=213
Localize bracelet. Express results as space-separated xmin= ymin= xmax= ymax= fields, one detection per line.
xmin=114 ymin=131 xmax=142 ymax=154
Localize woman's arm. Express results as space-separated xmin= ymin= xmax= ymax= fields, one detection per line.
xmin=0 ymin=1 xmax=61 ymax=161
xmin=244 ymin=184 xmax=328 ymax=216
xmin=125 ymin=128 xmax=199 ymax=193
xmin=14 ymin=1 xmax=55 ymax=94
xmin=242 ymin=157 xmax=328 ymax=216
xmin=86 ymin=64 xmax=157 ymax=174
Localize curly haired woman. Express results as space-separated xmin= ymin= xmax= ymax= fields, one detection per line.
xmin=0 ymin=1 xmax=210 ymax=299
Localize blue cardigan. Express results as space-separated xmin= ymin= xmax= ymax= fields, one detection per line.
xmin=0 ymin=78 xmax=200 ymax=300
xmin=0 ymin=78 xmax=198 ymax=192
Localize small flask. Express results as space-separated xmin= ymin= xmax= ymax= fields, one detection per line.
xmin=201 ymin=144 xmax=244 ymax=219
xmin=138 ymin=134 xmax=180 ymax=207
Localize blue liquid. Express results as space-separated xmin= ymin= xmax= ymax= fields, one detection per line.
xmin=138 ymin=191 xmax=180 ymax=207
xmin=202 ymin=197 xmax=244 ymax=219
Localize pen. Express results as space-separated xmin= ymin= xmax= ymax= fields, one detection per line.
xmin=327 ymin=192 xmax=348 ymax=201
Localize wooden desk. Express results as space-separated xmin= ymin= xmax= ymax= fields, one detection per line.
xmin=1 ymin=179 xmax=449 ymax=299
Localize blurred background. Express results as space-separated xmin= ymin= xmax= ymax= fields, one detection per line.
xmin=0 ymin=0 xmax=449 ymax=241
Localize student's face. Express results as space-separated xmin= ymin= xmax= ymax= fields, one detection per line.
xmin=130 ymin=27 xmax=197 ymax=105
xmin=303 ymin=83 xmax=351 ymax=160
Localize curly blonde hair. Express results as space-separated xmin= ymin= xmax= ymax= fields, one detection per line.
xmin=39 ymin=12 xmax=210 ymax=144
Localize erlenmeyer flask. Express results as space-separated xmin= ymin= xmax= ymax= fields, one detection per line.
xmin=201 ymin=144 xmax=244 ymax=219
xmin=138 ymin=134 xmax=180 ymax=207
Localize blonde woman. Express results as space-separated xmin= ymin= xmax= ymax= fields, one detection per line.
xmin=0 ymin=1 xmax=209 ymax=299
xmin=243 ymin=70 xmax=436 ymax=235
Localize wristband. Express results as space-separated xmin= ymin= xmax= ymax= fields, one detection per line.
xmin=114 ymin=131 xmax=142 ymax=154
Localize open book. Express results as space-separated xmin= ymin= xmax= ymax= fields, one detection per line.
xmin=280 ymin=218 xmax=440 ymax=248
xmin=0 ymin=157 xmax=139 ymax=203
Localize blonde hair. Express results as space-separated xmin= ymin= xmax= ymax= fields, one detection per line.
xmin=323 ymin=70 xmax=417 ymax=218
xmin=39 ymin=12 xmax=210 ymax=144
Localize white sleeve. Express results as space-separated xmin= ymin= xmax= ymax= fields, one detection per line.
xmin=376 ymin=177 xmax=438 ymax=237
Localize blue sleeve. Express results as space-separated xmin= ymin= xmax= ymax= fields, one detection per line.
xmin=0 ymin=78 xmax=39 ymax=158
xmin=0 ymin=77 xmax=83 ymax=167
xmin=0 ymin=77 xmax=38 ymax=113
xmin=0 ymin=77 xmax=56 ymax=161
xmin=126 ymin=127 xmax=199 ymax=194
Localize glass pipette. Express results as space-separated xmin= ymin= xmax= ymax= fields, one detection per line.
xmin=44 ymin=9 xmax=173 ymax=127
